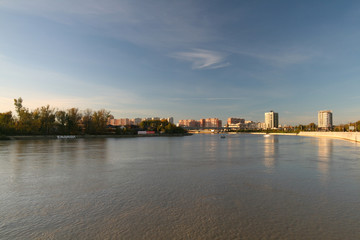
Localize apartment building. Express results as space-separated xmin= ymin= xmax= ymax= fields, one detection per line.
xmin=178 ymin=118 xmax=222 ymax=129
xmin=318 ymin=110 xmax=333 ymax=131
xmin=265 ymin=111 xmax=279 ymax=129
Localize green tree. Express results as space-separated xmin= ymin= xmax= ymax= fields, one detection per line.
xmin=356 ymin=121 xmax=360 ymax=132
xmin=82 ymin=109 xmax=94 ymax=134
xmin=14 ymin=97 xmax=23 ymax=117
xmin=66 ymin=108 xmax=82 ymax=134
xmin=0 ymin=111 xmax=15 ymax=135
xmin=36 ymin=105 xmax=56 ymax=134
xmin=55 ymin=110 xmax=67 ymax=134
xmin=307 ymin=123 xmax=317 ymax=131
xmin=13 ymin=98 xmax=38 ymax=134
xmin=2 ymin=97 xmax=114 ymax=135
xmin=92 ymin=109 xmax=110 ymax=134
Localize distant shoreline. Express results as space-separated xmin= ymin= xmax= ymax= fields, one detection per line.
xmin=1 ymin=132 xmax=359 ymax=143
xmin=190 ymin=131 xmax=360 ymax=143
xmin=250 ymin=131 xmax=359 ymax=143
xmin=0 ymin=133 xmax=192 ymax=141
xmin=297 ymin=131 xmax=360 ymax=143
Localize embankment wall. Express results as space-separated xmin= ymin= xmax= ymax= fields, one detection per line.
xmin=298 ymin=131 xmax=360 ymax=143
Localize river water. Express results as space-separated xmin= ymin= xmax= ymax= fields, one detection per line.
xmin=0 ymin=134 xmax=360 ymax=239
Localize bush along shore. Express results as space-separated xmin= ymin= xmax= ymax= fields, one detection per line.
xmin=0 ymin=98 xmax=188 ymax=139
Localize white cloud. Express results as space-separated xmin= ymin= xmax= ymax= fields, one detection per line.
xmin=235 ymin=49 xmax=316 ymax=67
xmin=171 ymin=49 xmax=229 ymax=69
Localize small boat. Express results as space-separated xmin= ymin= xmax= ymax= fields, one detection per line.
xmin=220 ymin=135 xmax=226 ymax=139
xmin=263 ymin=134 xmax=270 ymax=137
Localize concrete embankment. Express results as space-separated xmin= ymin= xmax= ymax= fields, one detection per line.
xmin=298 ymin=131 xmax=360 ymax=143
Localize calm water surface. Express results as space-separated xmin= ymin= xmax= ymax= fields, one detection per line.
xmin=1 ymin=134 xmax=360 ymax=239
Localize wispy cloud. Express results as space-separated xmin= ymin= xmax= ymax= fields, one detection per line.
xmin=235 ymin=49 xmax=316 ymax=67
xmin=171 ymin=49 xmax=229 ymax=69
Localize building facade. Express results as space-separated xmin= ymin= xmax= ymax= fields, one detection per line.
xmin=227 ymin=117 xmax=245 ymax=125
xmin=178 ymin=119 xmax=200 ymax=128
xmin=264 ymin=111 xmax=279 ymax=129
xmin=178 ymin=118 xmax=222 ymax=129
xmin=200 ymin=118 xmax=222 ymax=128
xmin=108 ymin=117 xmax=174 ymax=126
xmin=318 ymin=110 xmax=333 ymax=131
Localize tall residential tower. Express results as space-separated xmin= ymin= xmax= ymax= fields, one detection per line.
xmin=318 ymin=110 xmax=333 ymax=131
xmin=265 ymin=111 xmax=279 ymax=129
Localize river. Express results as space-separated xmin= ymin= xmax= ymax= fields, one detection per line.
xmin=1 ymin=134 xmax=360 ymax=239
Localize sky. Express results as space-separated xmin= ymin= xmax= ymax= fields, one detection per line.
xmin=1 ymin=0 xmax=360 ymax=125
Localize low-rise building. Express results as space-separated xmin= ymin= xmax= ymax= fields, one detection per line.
xmin=227 ymin=117 xmax=245 ymax=125
xmin=178 ymin=118 xmax=222 ymax=129
xmin=108 ymin=116 xmax=175 ymax=126
xmin=178 ymin=119 xmax=200 ymax=128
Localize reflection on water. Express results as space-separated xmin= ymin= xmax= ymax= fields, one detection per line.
xmin=263 ymin=136 xmax=279 ymax=169
xmin=1 ymin=135 xmax=360 ymax=239
xmin=317 ymin=138 xmax=333 ymax=182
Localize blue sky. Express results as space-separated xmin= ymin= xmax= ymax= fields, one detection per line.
xmin=1 ymin=0 xmax=360 ymax=125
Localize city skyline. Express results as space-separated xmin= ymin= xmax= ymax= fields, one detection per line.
xmin=1 ymin=1 xmax=360 ymax=125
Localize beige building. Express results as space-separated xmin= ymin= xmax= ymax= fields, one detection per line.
xmin=200 ymin=118 xmax=222 ymax=128
xmin=178 ymin=119 xmax=200 ymax=128
xmin=178 ymin=118 xmax=222 ymax=129
xmin=258 ymin=122 xmax=266 ymax=129
xmin=318 ymin=110 xmax=333 ymax=131
xmin=227 ymin=117 xmax=245 ymax=125
xmin=108 ymin=116 xmax=174 ymax=126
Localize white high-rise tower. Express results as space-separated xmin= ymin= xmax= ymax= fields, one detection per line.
xmin=318 ymin=110 xmax=333 ymax=131
xmin=265 ymin=111 xmax=279 ymax=129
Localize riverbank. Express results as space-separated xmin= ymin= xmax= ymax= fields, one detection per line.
xmin=251 ymin=131 xmax=359 ymax=143
xmin=251 ymin=131 xmax=360 ymax=143
xmin=228 ymin=131 xmax=359 ymax=143
xmin=0 ymin=133 xmax=192 ymax=140
xmin=250 ymin=132 xmax=298 ymax=136
xmin=298 ymin=131 xmax=360 ymax=143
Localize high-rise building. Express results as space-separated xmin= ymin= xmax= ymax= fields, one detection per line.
xmin=264 ymin=111 xmax=279 ymax=129
xmin=318 ymin=110 xmax=333 ymax=131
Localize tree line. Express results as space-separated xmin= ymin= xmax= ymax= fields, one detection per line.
xmin=0 ymin=98 xmax=110 ymax=135
xmin=138 ymin=119 xmax=187 ymax=134
xmin=333 ymin=121 xmax=360 ymax=132
xmin=112 ymin=119 xmax=187 ymax=135
xmin=0 ymin=98 xmax=187 ymax=136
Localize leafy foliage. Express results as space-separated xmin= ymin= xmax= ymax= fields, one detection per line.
xmin=1 ymin=98 xmax=187 ymax=136
xmin=0 ymin=111 xmax=15 ymax=135
xmin=139 ymin=120 xmax=186 ymax=134
xmin=0 ymin=98 xmax=112 ymax=135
